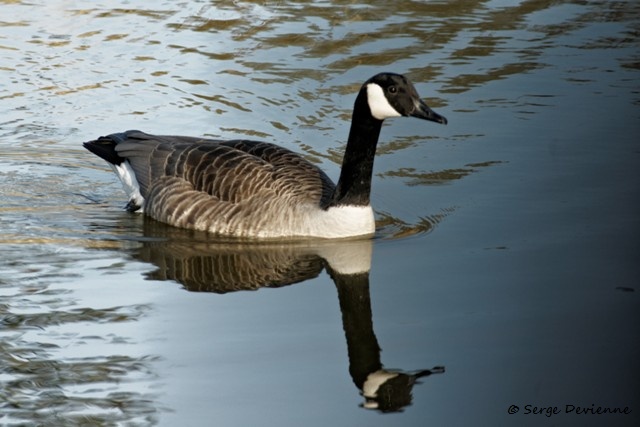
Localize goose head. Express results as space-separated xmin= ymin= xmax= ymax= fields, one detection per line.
xmin=364 ymin=73 xmax=448 ymax=125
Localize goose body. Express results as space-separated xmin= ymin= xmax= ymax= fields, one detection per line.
xmin=84 ymin=73 xmax=447 ymax=239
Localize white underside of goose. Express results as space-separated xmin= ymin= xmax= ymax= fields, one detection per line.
xmin=262 ymin=204 xmax=376 ymax=239
xmin=190 ymin=201 xmax=375 ymax=239
xmin=111 ymin=161 xmax=145 ymax=212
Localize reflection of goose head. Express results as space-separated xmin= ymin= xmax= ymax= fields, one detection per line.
xmin=361 ymin=367 xmax=445 ymax=412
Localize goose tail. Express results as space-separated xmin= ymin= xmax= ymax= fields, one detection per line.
xmin=82 ymin=132 xmax=129 ymax=165
xmin=83 ymin=132 xmax=145 ymax=212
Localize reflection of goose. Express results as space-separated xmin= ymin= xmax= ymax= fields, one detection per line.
xmin=135 ymin=219 xmax=372 ymax=292
xmin=133 ymin=222 xmax=444 ymax=411
xmin=84 ymin=73 xmax=447 ymax=239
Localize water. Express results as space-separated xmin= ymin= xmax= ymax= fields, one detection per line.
xmin=1 ymin=1 xmax=639 ymax=426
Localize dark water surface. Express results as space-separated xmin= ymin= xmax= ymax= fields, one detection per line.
xmin=1 ymin=1 xmax=639 ymax=426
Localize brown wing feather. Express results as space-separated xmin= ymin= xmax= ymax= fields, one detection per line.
xmin=113 ymin=130 xmax=335 ymax=208
xmin=219 ymin=140 xmax=335 ymax=206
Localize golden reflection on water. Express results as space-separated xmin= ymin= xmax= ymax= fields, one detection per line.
xmin=379 ymin=160 xmax=505 ymax=187
xmin=8 ymin=0 xmax=630 ymax=137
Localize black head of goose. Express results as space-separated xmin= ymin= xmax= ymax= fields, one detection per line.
xmin=83 ymin=72 xmax=447 ymax=239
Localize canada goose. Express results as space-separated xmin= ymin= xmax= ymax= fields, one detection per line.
xmin=84 ymin=72 xmax=447 ymax=239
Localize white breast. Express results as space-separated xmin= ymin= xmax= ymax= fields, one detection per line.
xmin=305 ymin=205 xmax=376 ymax=239
xmin=231 ymin=204 xmax=376 ymax=239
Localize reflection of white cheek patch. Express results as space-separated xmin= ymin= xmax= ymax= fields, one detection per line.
xmin=366 ymin=83 xmax=401 ymax=120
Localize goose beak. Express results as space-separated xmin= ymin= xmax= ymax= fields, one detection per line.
xmin=410 ymin=99 xmax=448 ymax=125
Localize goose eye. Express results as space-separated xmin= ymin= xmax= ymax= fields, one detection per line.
xmin=388 ymin=86 xmax=397 ymax=94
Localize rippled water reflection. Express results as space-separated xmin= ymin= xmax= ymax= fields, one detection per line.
xmin=1 ymin=0 xmax=639 ymax=425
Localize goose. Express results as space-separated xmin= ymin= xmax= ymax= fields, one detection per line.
xmin=83 ymin=72 xmax=447 ymax=239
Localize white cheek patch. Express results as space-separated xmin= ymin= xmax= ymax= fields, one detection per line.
xmin=366 ymin=83 xmax=402 ymax=120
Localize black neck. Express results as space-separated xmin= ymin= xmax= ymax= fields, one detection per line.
xmin=328 ymin=89 xmax=383 ymax=207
